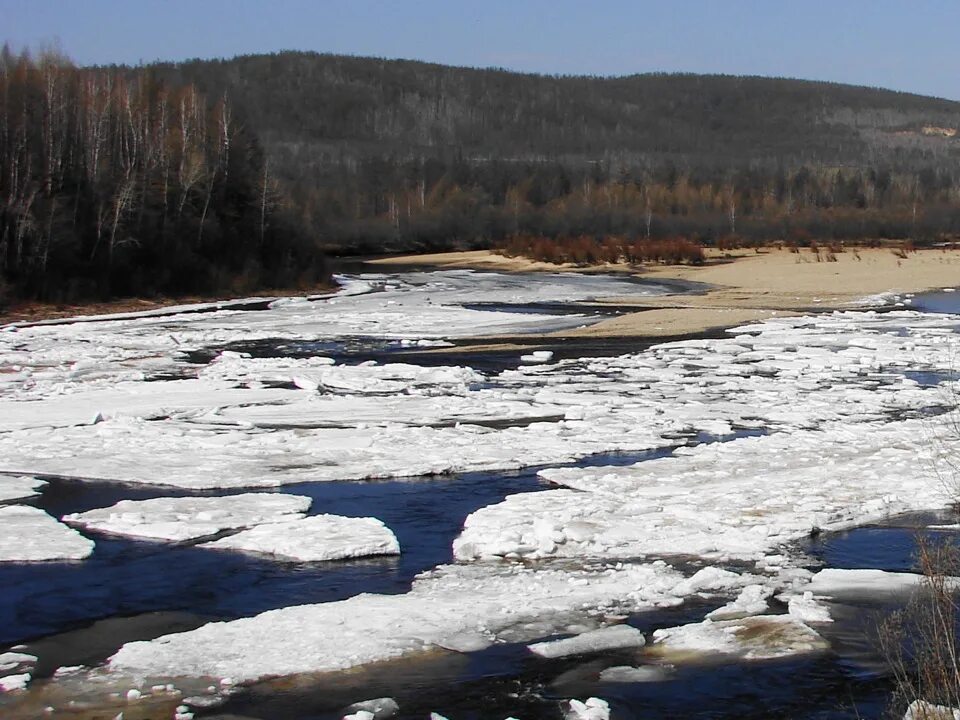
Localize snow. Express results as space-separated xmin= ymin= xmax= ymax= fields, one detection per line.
xmin=650 ymin=614 xmax=829 ymax=661
xmin=527 ymin=624 xmax=646 ymax=658
xmin=203 ymin=514 xmax=400 ymax=561
xmin=109 ymin=561 xmax=688 ymax=681
xmin=0 ymin=505 xmax=94 ymax=561
xmin=0 ymin=474 xmax=46 ymax=503
xmin=64 ymin=494 xmax=312 ymax=542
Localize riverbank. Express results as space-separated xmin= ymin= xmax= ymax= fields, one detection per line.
xmin=371 ymin=247 xmax=960 ymax=340
xmin=0 ymin=284 xmax=338 ymax=327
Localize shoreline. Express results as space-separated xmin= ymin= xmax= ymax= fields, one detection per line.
xmin=370 ymin=247 xmax=960 ymax=342
xmin=3 ymin=246 xmax=958 ymax=341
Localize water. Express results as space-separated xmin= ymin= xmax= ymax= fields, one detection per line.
xmin=1 ymin=469 xmax=547 ymax=647
xmin=908 ymin=289 xmax=960 ymax=315
xmin=6 ymin=277 xmax=960 ymax=718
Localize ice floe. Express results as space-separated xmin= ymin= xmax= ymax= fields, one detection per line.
xmin=108 ymin=561 xmax=688 ymax=681
xmin=7 ymin=271 xmax=960 ymax=689
xmin=705 ymin=584 xmax=772 ymax=620
xmin=0 ymin=673 xmax=30 ymax=692
xmin=527 ymin=624 xmax=646 ymax=658
xmin=0 ymin=475 xmax=46 ymax=503
xmin=650 ymin=614 xmax=829 ymax=661
xmin=903 ymin=700 xmax=960 ymax=720
xmin=342 ymin=697 xmax=400 ymax=720
xmin=566 ymin=697 xmax=610 ymax=720
xmin=202 ymin=514 xmax=400 ymax=561
xmin=455 ymin=416 xmax=949 ymax=563
xmin=807 ymin=568 xmax=939 ymax=598
xmin=0 ymin=506 xmax=94 ymax=562
xmin=598 ymin=664 xmax=673 ymax=683
xmin=63 ymin=494 xmax=312 ymax=542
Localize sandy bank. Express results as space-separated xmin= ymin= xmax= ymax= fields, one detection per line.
xmin=372 ymin=247 xmax=960 ymax=340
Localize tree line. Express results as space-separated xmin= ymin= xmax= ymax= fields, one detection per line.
xmin=0 ymin=46 xmax=329 ymax=305
xmin=6 ymin=47 xmax=960 ymax=305
xmin=148 ymin=52 xmax=960 ymax=255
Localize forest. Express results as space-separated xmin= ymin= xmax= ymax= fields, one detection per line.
xmin=0 ymin=47 xmax=329 ymax=304
xmin=5 ymin=47 xmax=960 ymax=303
xmin=153 ymin=52 xmax=960 ymax=255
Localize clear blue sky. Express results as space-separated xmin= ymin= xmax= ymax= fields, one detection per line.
xmin=5 ymin=0 xmax=960 ymax=100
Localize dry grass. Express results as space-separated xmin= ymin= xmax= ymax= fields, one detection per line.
xmin=496 ymin=234 xmax=705 ymax=266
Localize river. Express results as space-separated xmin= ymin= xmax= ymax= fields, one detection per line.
xmin=1 ymin=269 xmax=959 ymax=719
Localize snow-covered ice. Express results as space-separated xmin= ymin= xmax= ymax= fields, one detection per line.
xmin=109 ymin=561 xmax=689 ymax=681
xmin=903 ymin=700 xmax=960 ymax=720
xmin=0 ymin=653 xmax=36 ymax=674
xmin=0 ymin=505 xmax=94 ymax=562
xmin=705 ymin=584 xmax=772 ymax=621
xmin=0 ymin=475 xmax=46 ymax=503
xmin=650 ymin=614 xmax=829 ymax=661
xmin=527 ymin=624 xmax=646 ymax=658
xmin=807 ymin=568 xmax=938 ymax=598
xmin=566 ymin=697 xmax=610 ymax=720
xmin=5 ymin=270 xmax=960 ymax=688
xmin=63 ymin=494 xmax=312 ymax=542
xmin=202 ymin=514 xmax=400 ymax=561
xmin=0 ymin=674 xmax=30 ymax=692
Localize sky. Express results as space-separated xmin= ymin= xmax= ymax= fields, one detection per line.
xmin=5 ymin=0 xmax=960 ymax=101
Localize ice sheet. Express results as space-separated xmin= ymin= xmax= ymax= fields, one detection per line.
xmin=109 ymin=561 xmax=688 ymax=681
xmin=650 ymin=615 xmax=828 ymax=660
xmin=527 ymin=624 xmax=646 ymax=658
xmin=455 ymin=417 xmax=949 ymax=562
xmin=0 ymin=505 xmax=95 ymax=562
xmin=0 ymin=475 xmax=47 ymax=503
xmin=202 ymin=514 xmax=400 ymax=561
xmin=64 ymin=494 xmax=312 ymax=542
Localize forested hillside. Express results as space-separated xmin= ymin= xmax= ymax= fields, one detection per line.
xmin=152 ymin=52 xmax=960 ymax=253
xmin=5 ymin=47 xmax=960 ymax=304
xmin=0 ymin=48 xmax=329 ymax=304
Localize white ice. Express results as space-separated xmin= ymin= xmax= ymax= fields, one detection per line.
xmin=5 ymin=272 xmax=960 ymax=683
xmin=650 ymin=614 xmax=828 ymax=661
xmin=566 ymin=697 xmax=610 ymax=720
xmin=903 ymin=700 xmax=960 ymax=720
xmin=0 ymin=475 xmax=46 ymax=503
xmin=0 ymin=505 xmax=94 ymax=562
xmin=598 ymin=665 xmax=673 ymax=683
xmin=109 ymin=561 xmax=689 ymax=681
xmin=0 ymin=652 xmax=36 ymax=673
xmin=64 ymin=494 xmax=312 ymax=542
xmin=202 ymin=514 xmax=400 ymax=561
xmin=527 ymin=624 xmax=646 ymax=658
xmin=807 ymin=568 xmax=938 ymax=598
xmin=0 ymin=673 xmax=30 ymax=692
xmin=705 ymin=584 xmax=772 ymax=621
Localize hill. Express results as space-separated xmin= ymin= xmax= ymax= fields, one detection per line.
xmin=143 ymin=52 xmax=960 ymax=253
